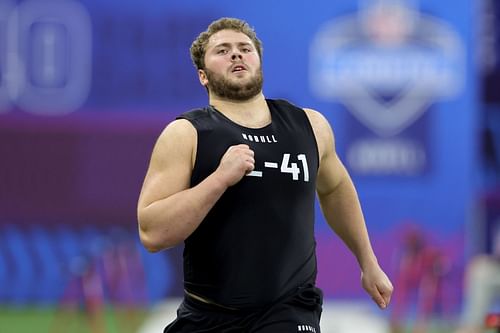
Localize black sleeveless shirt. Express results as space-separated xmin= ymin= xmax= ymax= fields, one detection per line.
xmin=177 ymin=99 xmax=319 ymax=308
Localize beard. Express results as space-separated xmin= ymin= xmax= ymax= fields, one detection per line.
xmin=204 ymin=66 xmax=263 ymax=101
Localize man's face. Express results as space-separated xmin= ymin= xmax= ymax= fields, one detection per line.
xmin=200 ymin=29 xmax=263 ymax=101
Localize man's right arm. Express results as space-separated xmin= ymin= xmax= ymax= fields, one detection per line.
xmin=137 ymin=119 xmax=254 ymax=252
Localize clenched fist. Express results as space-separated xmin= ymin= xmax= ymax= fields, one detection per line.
xmin=216 ymin=144 xmax=255 ymax=187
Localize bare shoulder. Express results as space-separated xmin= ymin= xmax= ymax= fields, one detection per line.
xmin=138 ymin=118 xmax=197 ymax=209
xmin=303 ymin=108 xmax=335 ymax=159
xmin=303 ymin=108 xmax=347 ymax=194
xmin=157 ymin=118 xmax=196 ymax=148
xmin=152 ymin=119 xmax=197 ymax=164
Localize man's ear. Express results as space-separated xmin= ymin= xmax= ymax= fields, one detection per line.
xmin=198 ymin=69 xmax=208 ymax=86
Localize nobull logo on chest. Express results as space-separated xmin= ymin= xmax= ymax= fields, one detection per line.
xmin=242 ymin=133 xmax=278 ymax=144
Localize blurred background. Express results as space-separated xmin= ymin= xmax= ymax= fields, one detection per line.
xmin=0 ymin=0 xmax=499 ymax=332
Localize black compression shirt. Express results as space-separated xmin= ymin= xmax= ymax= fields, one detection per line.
xmin=177 ymin=99 xmax=320 ymax=308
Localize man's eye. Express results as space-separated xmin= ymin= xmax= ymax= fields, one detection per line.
xmin=217 ymin=49 xmax=228 ymax=54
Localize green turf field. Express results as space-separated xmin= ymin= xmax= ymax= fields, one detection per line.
xmin=1 ymin=306 xmax=496 ymax=333
xmin=0 ymin=306 xmax=148 ymax=333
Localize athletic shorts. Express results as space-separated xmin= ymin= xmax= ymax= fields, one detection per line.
xmin=163 ymin=283 xmax=323 ymax=333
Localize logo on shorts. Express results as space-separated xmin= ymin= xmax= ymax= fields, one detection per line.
xmin=297 ymin=324 xmax=317 ymax=332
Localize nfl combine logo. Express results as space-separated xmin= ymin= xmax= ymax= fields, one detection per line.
xmin=309 ymin=0 xmax=465 ymax=175
xmin=309 ymin=0 xmax=465 ymax=137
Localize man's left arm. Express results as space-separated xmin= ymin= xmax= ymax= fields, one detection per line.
xmin=304 ymin=108 xmax=394 ymax=309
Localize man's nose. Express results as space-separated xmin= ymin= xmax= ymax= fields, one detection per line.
xmin=231 ymin=51 xmax=242 ymax=60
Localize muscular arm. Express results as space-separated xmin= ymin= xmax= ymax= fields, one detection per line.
xmin=137 ymin=119 xmax=254 ymax=252
xmin=304 ymin=108 xmax=393 ymax=309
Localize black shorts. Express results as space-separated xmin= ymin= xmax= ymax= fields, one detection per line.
xmin=163 ymin=284 xmax=323 ymax=333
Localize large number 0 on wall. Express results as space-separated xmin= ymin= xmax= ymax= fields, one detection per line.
xmin=0 ymin=0 xmax=91 ymax=115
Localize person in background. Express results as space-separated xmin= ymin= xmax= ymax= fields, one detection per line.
xmin=455 ymin=222 xmax=500 ymax=333
xmin=137 ymin=17 xmax=393 ymax=332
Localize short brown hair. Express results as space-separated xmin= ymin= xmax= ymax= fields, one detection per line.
xmin=190 ymin=17 xmax=263 ymax=70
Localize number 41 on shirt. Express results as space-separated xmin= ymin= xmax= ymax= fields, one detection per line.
xmin=247 ymin=153 xmax=309 ymax=182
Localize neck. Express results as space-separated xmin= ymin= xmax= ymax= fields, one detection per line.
xmin=209 ymin=92 xmax=271 ymax=128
